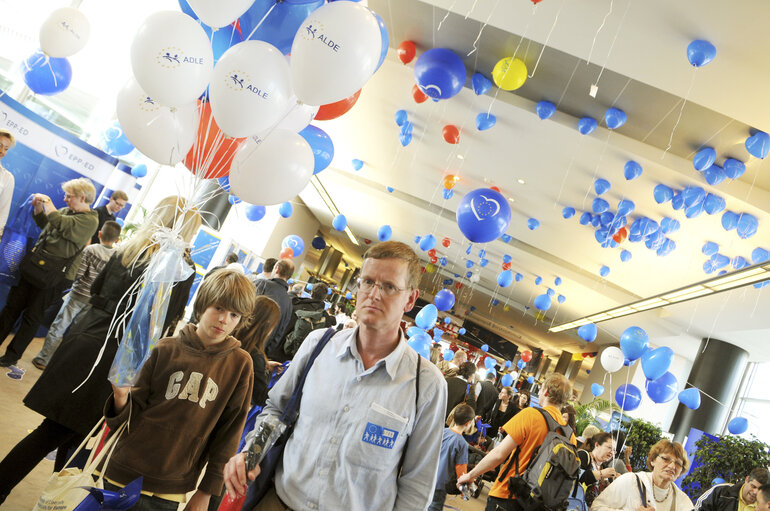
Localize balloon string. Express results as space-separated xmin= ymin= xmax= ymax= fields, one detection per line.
xmin=586 ymin=0 xmax=614 ymax=67
xmin=553 ymin=141 xmax=581 ymax=208
xmin=661 ymin=68 xmax=697 ymax=160
xmin=582 ymin=130 xmax=612 ymax=210
xmin=437 ymin=0 xmax=459 ymax=31
xmin=244 ymin=3 xmax=278 ymax=41
xmin=557 ymin=58 xmax=581 ymax=108
xmin=592 ymin=0 xmax=631 ymax=90
xmin=465 ymin=0 xmax=481 ymax=19
xmin=485 ymin=11 xmax=534 ymax=116
xmin=467 ymin=0 xmax=501 ymax=57
xmin=744 ymin=154 xmax=764 ymax=202
xmin=527 ymin=0 xmax=565 ymax=78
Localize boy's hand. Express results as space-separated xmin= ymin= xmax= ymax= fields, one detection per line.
xmin=223 ymin=452 xmax=260 ymax=499
xmin=111 ymin=384 xmax=130 ymax=414
xmin=183 ymin=489 xmax=210 ymax=511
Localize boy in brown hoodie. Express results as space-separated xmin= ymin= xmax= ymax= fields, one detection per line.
xmin=103 ymin=269 xmax=257 ymax=511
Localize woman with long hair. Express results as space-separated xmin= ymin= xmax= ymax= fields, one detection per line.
xmin=234 ymin=295 xmax=281 ymax=407
xmin=0 ymin=196 xmax=201 ymax=505
xmin=578 ymin=431 xmax=618 ymax=507
xmin=487 ymin=386 xmax=517 ymax=439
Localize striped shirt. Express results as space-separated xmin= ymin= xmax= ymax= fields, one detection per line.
xmin=70 ymin=243 xmax=114 ymax=300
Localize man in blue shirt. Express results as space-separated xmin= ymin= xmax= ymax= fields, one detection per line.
xmin=430 ymin=404 xmax=474 ymax=511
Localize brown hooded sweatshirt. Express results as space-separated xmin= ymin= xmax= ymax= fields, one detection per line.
xmin=104 ymin=324 xmax=253 ymax=495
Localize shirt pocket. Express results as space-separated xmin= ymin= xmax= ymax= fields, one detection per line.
xmin=347 ymin=401 xmax=409 ymax=471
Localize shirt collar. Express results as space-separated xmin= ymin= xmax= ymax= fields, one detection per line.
xmin=334 ymin=326 xmax=409 ymax=380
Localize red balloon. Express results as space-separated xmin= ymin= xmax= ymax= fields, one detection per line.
xmin=442 ymin=237 xmax=451 ymax=248
xmin=397 ymin=40 xmax=416 ymax=64
xmin=442 ymin=125 xmax=460 ymax=144
xmin=455 ymin=282 xmax=463 ymax=289
xmin=412 ymin=84 xmax=428 ymax=104
xmin=521 ymin=350 xmax=533 ymax=362
xmin=427 ymin=249 xmax=436 ymax=257
xmin=279 ymin=247 xmax=294 ymax=259
xmin=490 ymin=186 xmax=501 ymax=193
xmin=420 ymin=266 xmax=427 ymax=274
xmin=429 ymin=255 xmax=438 ymax=264
xmin=315 ymin=89 xmax=362 ymax=121
xmin=502 ymin=262 xmax=512 ymax=270
xmin=612 ymin=227 xmax=628 ymax=244
xmin=183 ymin=101 xmax=245 ymax=179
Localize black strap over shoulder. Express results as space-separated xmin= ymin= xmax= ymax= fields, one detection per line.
xmin=635 ymin=474 xmax=648 ymax=506
xmin=397 ymin=352 xmax=421 ymax=475
xmin=535 ymin=407 xmax=573 ymax=439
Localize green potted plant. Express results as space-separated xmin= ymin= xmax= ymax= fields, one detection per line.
xmin=625 ymin=418 xmax=663 ymax=472
xmin=572 ymin=398 xmax=619 ymax=436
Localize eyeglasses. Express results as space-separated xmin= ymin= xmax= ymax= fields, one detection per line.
xmin=357 ymin=278 xmax=408 ymax=297
xmin=657 ymin=454 xmax=684 ymax=470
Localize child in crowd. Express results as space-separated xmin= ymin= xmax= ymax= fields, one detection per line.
xmin=32 ymin=220 xmax=122 ymax=369
xmin=429 ymin=404 xmax=475 ymax=511
xmin=103 ymin=269 xmax=257 ymax=510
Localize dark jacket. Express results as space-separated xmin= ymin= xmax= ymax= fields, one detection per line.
xmin=695 ymin=482 xmax=741 ymax=511
xmin=476 ymin=379 xmax=498 ymax=420
xmin=34 ymin=207 xmax=98 ymax=280
xmin=278 ymin=296 xmax=327 ymax=360
xmin=445 ymin=376 xmax=477 ymax=419
xmin=24 ymin=253 xmax=188 ymax=435
xmin=91 ymin=205 xmax=115 ymax=244
xmin=249 ymin=349 xmax=269 ymax=407
xmin=487 ymin=399 xmax=517 ymax=438
xmin=256 ymin=278 xmax=292 ymax=359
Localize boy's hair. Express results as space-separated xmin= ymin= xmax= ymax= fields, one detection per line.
xmin=458 ymin=361 xmax=476 ymax=379
xmin=263 ymin=257 xmax=277 ymax=273
xmin=99 ymin=220 xmax=122 ymax=243
xmin=449 ymin=404 xmax=475 ymax=427
xmin=363 ymin=241 xmax=420 ymax=290
xmin=542 ymin=373 xmax=572 ymax=407
xmin=310 ymin=282 xmax=328 ymax=300
xmin=111 ymin=190 xmax=129 ymax=202
xmin=225 ymin=252 xmax=239 ymax=264
xmin=193 ymin=269 xmax=257 ymax=321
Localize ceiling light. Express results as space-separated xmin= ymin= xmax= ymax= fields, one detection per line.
xmin=549 ymin=261 xmax=770 ymax=333
xmin=457 ymin=154 xmax=464 ymax=160
xmin=517 ymin=179 xmax=525 ymax=184
xmin=508 ymin=197 xmax=515 ymax=202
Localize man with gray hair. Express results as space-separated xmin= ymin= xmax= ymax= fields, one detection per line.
xmin=0 ymin=129 xmax=16 ymax=239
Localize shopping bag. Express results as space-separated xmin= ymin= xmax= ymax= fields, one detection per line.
xmin=33 ymin=420 xmax=126 ymax=511
xmin=73 ymin=477 xmax=142 ymax=511
xmin=0 ymin=196 xmax=39 ymax=285
xmin=217 ymin=493 xmax=246 ymax=511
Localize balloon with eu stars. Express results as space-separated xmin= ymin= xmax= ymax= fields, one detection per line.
xmin=456 ymin=188 xmax=512 ymax=244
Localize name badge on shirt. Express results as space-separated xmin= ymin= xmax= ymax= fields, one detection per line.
xmin=362 ymin=422 xmax=398 ymax=449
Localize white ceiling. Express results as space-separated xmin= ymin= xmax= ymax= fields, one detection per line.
xmin=300 ymin=0 xmax=770 ymax=362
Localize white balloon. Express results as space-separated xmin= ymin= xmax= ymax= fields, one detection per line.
xmin=229 ymin=130 xmax=314 ymax=206
xmin=115 ymin=79 xmax=198 ymax=165
xmin=276 ymin=97 xmax=319 ymax=133
xmin=290 ymin=2 xmax=381 ymax=105
xmin=39 ymin=7 xmax=90 ymax=58
xmin=187 ymin=0 xmax=253 ymax=28
xmin=130 ymin=11 xmax=213 ymax=108
xmin=600 ymin=347 xmax=625 ymax=373
xmin=209 ymin=41 xmax=292 ymax=138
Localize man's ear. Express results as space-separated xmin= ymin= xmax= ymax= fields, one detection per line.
xmin=403 ymin=288 xmax=419 ymax=312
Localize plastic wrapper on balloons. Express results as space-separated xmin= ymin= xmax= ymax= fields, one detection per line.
xmin=456 ymin=188 xmax=512 ymax=243
xmin=414 ymin=48 xmax=466 ymax=100
xmin=39 ymin=7 xmax=90 ymax=58
xmin=615 ymin=384 xmax=642 ymax=411
xmin=536 ymin=101 xmax=556 ymax=120
xmin=110 ymin=242 xmax=194 ymax=386
xmin=492 ymin=57 xmax=527 ymax=91
xmin=21 ymin=50 xmax=72 ymax=96
xmin=315 ymin=89 xmax=361 ymax=121
xmin=397 ymin=40 xmax=416 ymax=64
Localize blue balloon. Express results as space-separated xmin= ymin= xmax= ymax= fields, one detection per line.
xmin=624 ymin=161 xmax=643 ymax=180
xmin=605 ymin=108 xmax=627 ymax=130
xmin=351 ymin=159 xmax=364 ymax=171
xmin=711 ymin=478 xmax=726 ymax=486
xmin=443 ymin=349 xmax=455 ymax=361
xmin=685 ymin=202 xmax=705 ymax=219
xmin=240 ymin=0 xmax=324 ymax=54
xmin=641 ymin=346 xmax=674 ymax=381
xmin=419 ymin=234 xmax=436 ymax=251
xmin=465 ymin=260 xmax=474 ymax=269
xmin=278 ymin=201 xmax=293 ymax=218
xmin=471 ymin=73 xmax=492 ymax=95
xmin=617 ymin=199 xmax=635 ymax=217
xmin=400 ymin=121 xmax=413 ymax=136
xmin=500 ymin=234 xmax=513 ymax=243
xmin=579 ymin=212 xmax=592 ymax=225
xmin=527 ymin=218 xmax=540 ymax=230
xmin=527 ymin=376 xmax=535 ymax=384
xmin=723 ymin=158 xmax=746 ymax=179
xmin=721 ymin=211 xmax=738 ymax=230
xmin=484 ymin=357 xmax=495 ymax=369
xmin=682 ymin=186 xmax=705 ymax=208
xmin=456 ymin=188 xmax=512 ymax=243
xmin=517 ymin=360 xmax=526 ymax=369
xmin=546 ymin=288 xmax=555 ymax=297
xmin=131 ymin=164 xmax=147 ymax=178
xmin=728 ymin=417 xmax=749 ymax=435
xmin=439 ymin=257 xmax=447 ymax=266
xmin=658 ymin=218 xmax=678 ymax=235
xmin=434 ymin=289 xmax=455 ymax=311
xmin=687 ymin=39 xmax=717 ymax=67
xmin=577 ymin=323 xmax=597 ymax=342
xmin=406 ymin=326 xmax=425 ymax=338
xmin=704 ymin=165 xmax=726 ymax=186
xmin=562 ymin=207 xmax=576 ymax=219
xmin=557 ymin=295 xmax=566 ymax=304
xmin=311 ymin=236 xmax=325 ymax=250
xmin=443 ymin=317 xmax=451 ymax=325
xmin=458 ymin=327 xmax=466 ymax=335
xmin=752 ymin=247 xmax=770 ymax=264
xmin=671 ymin=191 xmax=684 ymax=210
xmin=702 ymin=241 xmax=719 ymax=256
xmin=377 ymin=225 xmax=392 ymax=242
xmin=480 ymin=258 xmax=489 ymax=267
xmin=245 ymin=205 xmax=266 ymax=221
xmin=701 ymin=194 xmax=725 ymax=216
xmin=589 ymin=383 xmax=604 ymax=397
xmin=371 ymin=10 xmax=389 ymax=72
xmin=746 ymin=131 xmax=770 ymax=159
xmin=594 ymin=179 xmax=611 ymax=195
xmin=653 ymin=184 xmax=674 ymax=204
xmin=345 ymin=291 xmax=353 ymax=300
xmin=620 ymin=250 xmax=632 ymax=262
xmin=578 ymin=117 xmax=598 ymax=135
xmin=332 ymin=214 xmax=347 ymax=231
xmin=282 ymin=235 xmax=305 ymax=257
xmin=535 ymin=276 xmax=543 ymax=285
xmin=599 ymin=265 xmax=610 ymax=277
xmin=501 ymin=373 xmax=514 ymax=387
xmin=503 ymin=255 xmax=513 ymax=264
xmin=592 ymin=198 xmax=610 ymax=214
xmin=476 ymin=113 xmax=497 ymax=131
xmin=394 ymin=109 xmax=408 ymax=126
xmin=737 ymin=213 xmax=759 ymax=239
xmin=414 ymin=48 xmax=466 ymax=100
xmin=615 ymin=384 xmax=643 ymax=411
xmin=693 ymin=147 xmax=717 ymax=171
xmin=407 ymin=335 xmax=431 ymax=360
xmin=711 ymin=253 xmax=731 ymax=270
xmin=536 ymin=101 xmax=556 ymax=120
xmin=101 ymin=121 xmax=135 ymax=157
xmin=657 ymin=238 xmax=676 ymax=257
xmin=515 ymin=273 xmax=523 ymax=282
xmin=732 ymin=256 xmax=750 ymax=270
xmin=415 ymin=304 xmax=438 ymax=330
xmin=443 ymin=188 xmax=454 ymax=200
xmin=646 ymin=372 xmax=678 ymax=403
xmin=22 ymin=50 xmax=72 ymax=95
xmin=533 ymin=294 xmax=552 ymax=311
xmin=678 ymin=388 xmax=701 ymax=410
xmin=493 ymin=270 xmax=513 ymax=288
xmin=480 ymin=344 xmax=489 ymax=352
xmin=299 ymin=125 xmax=334 ymax=175
xmin=620 ymin=326 xmax=649 ymax=361
xmin=465 ymin=271 xmax=473 ymax=278
xmin=228 ymin=194 xmax=241 ymax=205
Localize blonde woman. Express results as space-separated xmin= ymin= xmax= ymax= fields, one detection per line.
xmin=0 ymin=196 xmax=201 ymax=505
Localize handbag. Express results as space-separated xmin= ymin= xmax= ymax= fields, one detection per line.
xmin=0 ymin=196 xmax=39 ymax=285
xmin=33 ymin=419 xmax=127 ymax=511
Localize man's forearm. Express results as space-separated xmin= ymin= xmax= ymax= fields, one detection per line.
xmin=467 ymin=445 xmax=509 ymax=478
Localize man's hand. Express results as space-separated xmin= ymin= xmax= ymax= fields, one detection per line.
xmin=183 ymin=490 xmax=211 ymax=511
xmin=223 ymin=452 xmax=260 ymax=499
xmin=111 ymin=384 xmax=130 ymax=414
xmin=456 ymin=472 xmax=474 ymax=487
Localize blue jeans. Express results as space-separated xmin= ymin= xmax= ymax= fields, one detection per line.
xmin=33 ymin=292 xmax=89 ymax=365
xmin=103 ymin=481 xmax=180 ymax=511
xmin=427 ymin=488 xmax=447 ymax=511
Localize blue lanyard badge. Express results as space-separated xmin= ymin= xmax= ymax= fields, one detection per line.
xmin=362 ymin=422 xmax=399 ymax=449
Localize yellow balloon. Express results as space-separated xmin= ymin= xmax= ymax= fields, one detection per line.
xmin=572 ymin=353 xmax=585 ymax=361
xmin=492 ymin=57 xmax=528 ymax=91
xmin=503 ymin=305 xmax=510 ymax=312
xmin=426 ymin=263 xmax=437 ymax=274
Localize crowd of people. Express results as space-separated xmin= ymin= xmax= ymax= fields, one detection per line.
xmin=0 ymin=166 xmax=767 ymax=511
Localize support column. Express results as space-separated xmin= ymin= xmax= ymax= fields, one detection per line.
xmin=554 ymin=351 xmax=572 ymax=375
xmin=670 ymin=338 xmax=748 ymax=441
xmin=535 ymin=357 xmax=551 ymax=379
xmin=565 ymin=359 xmax=583 ymax=382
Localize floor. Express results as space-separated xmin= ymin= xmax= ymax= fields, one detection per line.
xmin=0 ymin=335 xmax=491 ymax=510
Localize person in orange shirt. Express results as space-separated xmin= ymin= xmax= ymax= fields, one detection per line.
xmin=457 ymin=373 xmax=574 ymax=511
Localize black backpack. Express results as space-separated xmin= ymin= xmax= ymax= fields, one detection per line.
xmin=502 ymin=408 xmax=580 ymax=511
xmin=283 ymin=309 xmax=326 ymax=357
